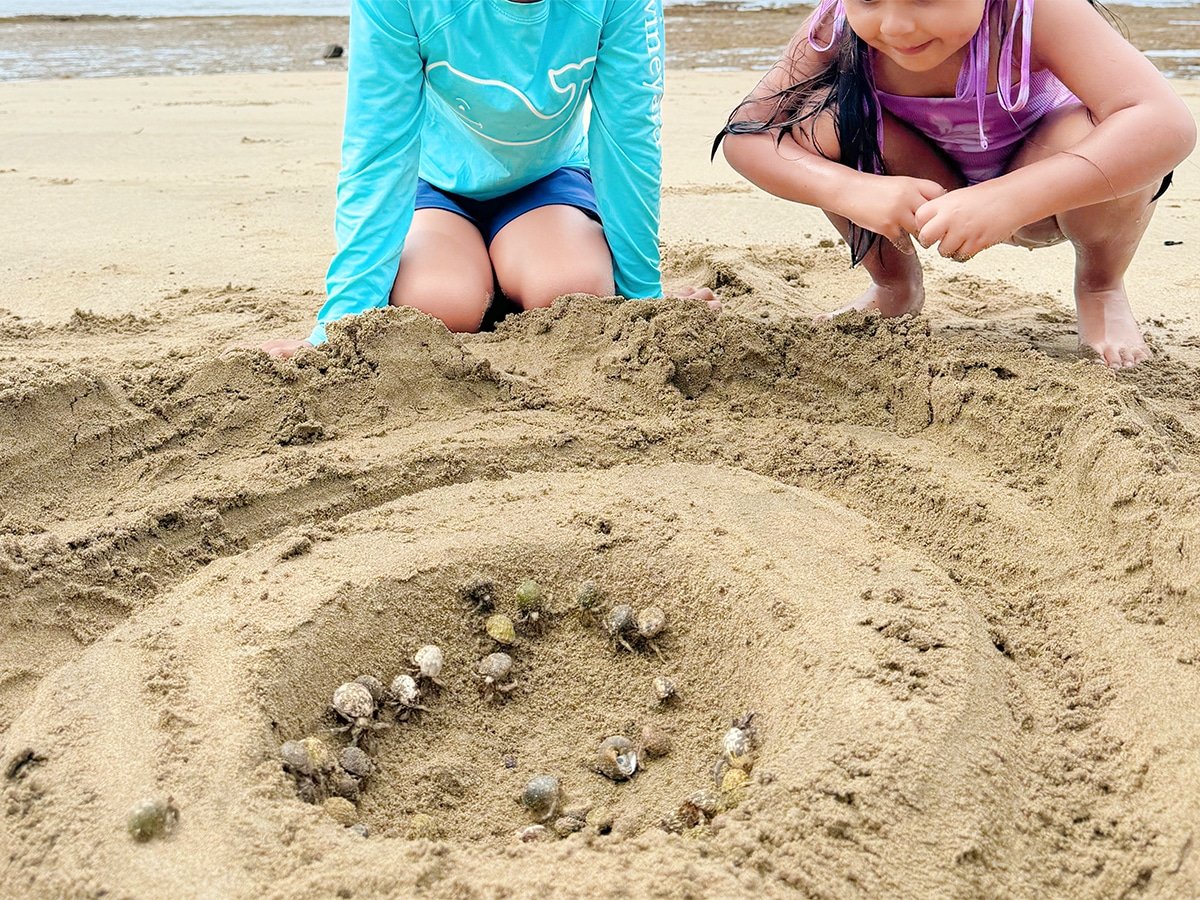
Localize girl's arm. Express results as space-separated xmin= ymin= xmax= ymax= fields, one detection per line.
xmin=971 ymin=0 xmax=1194 ymax=226
xmin=586 ymin=0 xmax=667 ymax=300
xmin=308 ymin=0 xmax=425 ymax=346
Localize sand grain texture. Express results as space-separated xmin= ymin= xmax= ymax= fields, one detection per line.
xmin=1 ymin=71 xmax=1200 ymax=899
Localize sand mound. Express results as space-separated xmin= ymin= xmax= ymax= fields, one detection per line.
xmin=3 ymin=249 xmax=1200 ymax=897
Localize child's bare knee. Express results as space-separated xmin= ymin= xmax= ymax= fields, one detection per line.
xmin=390 ymin=274 xmax=491 ymax=332
xmin=508 ymin=266 xmax=614 ymax=309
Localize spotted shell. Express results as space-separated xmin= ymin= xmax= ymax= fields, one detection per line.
xmin=722 ymin=726 xmax=753 ymax=766
xmin=478 ymin=652 xmax=513 ymax=681
xmin=576 ymin=580 xmax=602 ymax=611
xmin=389 ymin=673 xmax=421 ymax=707
xmin=653 ymin=676 xmax=676 ymax=702
xmin=332 ymin=682 xmax=375 ymax=721
xmin=413 ymin=645 xmax=444 ymax=679
xmin=636 ymin=606 xmax=666 ymax=639
xmin=460 ymin=575 xmax=496 ymax=613
xmin=604 ymin=605 xmax=635 ymax=636
xmin=353 ymin=675 xmax=385 ymax=703
xmin=339 ymin=746 xmax=375 ymax=780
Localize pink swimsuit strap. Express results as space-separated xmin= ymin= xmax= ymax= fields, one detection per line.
xmin=807 ymin=0 xmax=1035 ymax=150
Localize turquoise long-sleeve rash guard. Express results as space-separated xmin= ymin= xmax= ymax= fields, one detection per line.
xmin=309 ymin=0 xmax=667 ymax=346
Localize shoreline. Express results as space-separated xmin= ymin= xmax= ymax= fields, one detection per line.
xmin=1 ymin=4 xmax=1198 ymax=81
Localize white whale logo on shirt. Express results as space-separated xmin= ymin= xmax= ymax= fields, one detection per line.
xmin=426 ymin=58 xmax=597 ymax=146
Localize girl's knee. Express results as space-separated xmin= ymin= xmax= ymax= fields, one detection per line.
xmin=505 ymin=265 xmax=615 ymax=310
xmin=390 ymin=274 xmax=492 ymax=332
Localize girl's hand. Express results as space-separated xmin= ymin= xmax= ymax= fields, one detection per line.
xmin=845 ymin=175 xmax=947 ymax=254
xmin=915 ymin=185 xmax=1024 ymax=261
xmin=674 ymin=285 xmax=722 ymax=313
xmin=260 ymin=338 xmax=313 ymax=359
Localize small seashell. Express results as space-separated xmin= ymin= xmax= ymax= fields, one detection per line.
xmin=126 ymin=797 xmax=179 ymax=842
xmin=296 ymin=779 xmax=322 ymax=805
xmin=554 ymin=816 xmax=586 ymax=837
xmin=389 ymin=673 xmax=421 ymax=707
xmin=684 ymin=789 xmax=722 ymax=818
xmin=576 ymin=580 xmax=602 ymax=612
xmin=353 ymin=675 xmax=385 ymax=703
xmin=514 ymin=579 xmax=544 ymax=612
xmin=521 ymin=775 xmax=562 ymax=823
xmin=636 ymin=606 xmax=666 ymax=639
xmin=595 ymin=736 xmax=638 ymax=781
xmin=485 ymin=614 xmax=517 ymax=645
xmin=653 ymin=676 xmax=676 ymax=703
xmin=604 ymin=605 xmax=635 ymax=637
xmin=516 ymin=824 xmax=552 ymax=843
xmin=413 ymin=645 xmax=444 ymax=679
xmin=460 ymin=575 xmax=496 ymax=614
xmin=279 ymin=740 xmax=314 ymax=777
xmin=639 ymin=725 xmax=672 ymax=758
xmin=331 ymin=772 xmax=360 ymax=802
xmin=322 ymin=796 xmax=358 ymax=827
xmin=405 ymin=812 xmax=439 ymax=840
xmin=332 ymin=682 xmax=375 ymax=721
xmin=349 ymin=823 xmax=370 ymax=838
xmin=722 ymin=727 xmax=753 ymax=768
xmin=339 ymin=746 xmax=375 ymax=780
xmin=478 ymin=652 xmax=513 ymax=682
xmin=719 ymin=767 xmax=749 ymax=798
xmin=297 ymin=737 xmax=336 ymax=775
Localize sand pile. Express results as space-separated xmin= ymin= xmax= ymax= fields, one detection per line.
xmin=2 ymin=250 xmax=1199 ymax=897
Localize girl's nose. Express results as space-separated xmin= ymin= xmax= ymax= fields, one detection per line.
xmin=879 ymin=11 xmax=918 ymax=39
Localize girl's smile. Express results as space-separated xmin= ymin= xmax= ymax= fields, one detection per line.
xmin=844 ymin=0 xmax=985 ymax=73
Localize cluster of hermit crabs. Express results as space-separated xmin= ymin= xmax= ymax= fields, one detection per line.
xmin=661 ymin=712 xmax=758 ymax=834
xmin=278 ymin=643 xmax=447 ymax=832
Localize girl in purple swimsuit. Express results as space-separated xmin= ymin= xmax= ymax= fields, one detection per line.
xmin=719 ymin=0 xmax=1196 ymax=369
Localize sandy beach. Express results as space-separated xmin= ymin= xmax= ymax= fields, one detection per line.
xmin=2 ymin=18 xmax=1200 ymax=900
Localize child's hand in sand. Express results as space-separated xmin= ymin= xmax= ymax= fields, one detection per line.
xmin=845 ymin=176 xmax=947 ymax=253
xmin=916 ymin=184 xmax=1023 ymax=262
xmin=260 ymin=338 xmax=313 ymax=359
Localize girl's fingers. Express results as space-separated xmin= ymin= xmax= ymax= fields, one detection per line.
xmin=889 ymin=232 xmax=916 ymax=255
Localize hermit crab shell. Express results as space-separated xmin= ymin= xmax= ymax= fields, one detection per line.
xmin=353 ymin=675 xmax=385 ymax=703
xmin=339 ymin=746 xmax=375 ymax=780
xmin=460 ymin=575 xmax=496 ymax=613
xmin=485 ymin=614 xmax=517 ymax=646
xmin=521 ymin=775 xmax=562 ymax=823
xmin=652 ymin=676 xmax=677 ymax=703
xmin=576 ymin=580 xmax=602 ymax=611
xmin=389 ymin=674 xmax=421 ymax=707
xmin=413 ymin=645 xmax=444 ymax=679
xmin=604 ymin=605 xmax=635 ymax=636
xmin=639 ymin=725 xmax=672 ymax=758
xmin=478 ymin=652 xmax=513 ymax=682
xmin=636 ymin=606 xmax=666 ymax=639
xmin=279 ymin=740 xmax=315 ymax=777
xmin=515 ymin=579 xmax=544 ymax=612
xmin=722 ymin=727 xmax=753 ymax=766
xmin=595 ymin=736 xmax=638 ymax=781
xmin=332 ymin=682 xmax=375 ymax=721
xmin=126 ymin=797 xmax=179 ymax=842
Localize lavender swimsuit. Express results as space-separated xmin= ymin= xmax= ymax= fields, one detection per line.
xmin=811 ymin=0 xmax=1079 ymax=183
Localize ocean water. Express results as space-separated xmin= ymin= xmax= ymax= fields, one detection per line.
xmin=0 ymin=0 xmax=1193 ymax=15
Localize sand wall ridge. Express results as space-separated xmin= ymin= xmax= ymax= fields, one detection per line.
xmin=2 ymin=257 xmax=1199 ymax=897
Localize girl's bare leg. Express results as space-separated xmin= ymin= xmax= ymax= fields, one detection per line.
xmin=1007 ymin=104 xmax=1156 ymax=369
xmin=795 ymin=112 xmax=965 ymax=319
xmin=489 ymin=205 xmax=615 ymax=310
xmin=390 ymin=209 xmax=495 ymax=333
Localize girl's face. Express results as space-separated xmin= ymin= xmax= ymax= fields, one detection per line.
xmin=843 ymin=0 xmax=987 ymax=73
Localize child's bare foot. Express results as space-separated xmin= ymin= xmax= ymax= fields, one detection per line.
xmin=1075 ymin=286 xmax=1151 ymax=369
xmin=260 ymin=338 xmax=313 ymax=359
xmin=816 ymin=278 xmax=925 ymax=322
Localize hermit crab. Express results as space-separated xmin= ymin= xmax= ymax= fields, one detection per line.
xmin=477 ymin=652 xmax=519 ymax=703
xmin=485 ymin=613 xmax=517 ymax=646
xmin=387 ymin=673 xmax=429 ymax=721
xmin=594 ymin=736 xmax=638 ymax=781
xmin=521 ymin=775 xmax=562 ymax=823
xmin=410 ymin=645 xmax=446 ymax=691
xmin=721 ymin=711 xmax=756 ymax=770
xmin=331 ymin=681 xmax=390 ymax=745
xmin=576 ymin=579 xmax=602 ymax=619
xmin=126 ymin=796 xmax=179 ymax=842
xmin=634 ymin=606 xmax=667 ymax=659
xmin=652 ymin=675 xmax=677 ymax=705
xmin=514 ymin=579 xmax=549 ymax=634
xmin=460 ymin=575 xmax=497 ymax=615
xmin=602 ymin=604 xmax=636 ymax=653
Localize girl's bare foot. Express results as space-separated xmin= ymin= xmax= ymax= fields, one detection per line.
xmin=817 ymin=278 xmax=925 ymax=322
xmin=260 ymin=338 xmax=313 ymax=359
xmin=1075 ymin=286 xmax=1151 ymax=369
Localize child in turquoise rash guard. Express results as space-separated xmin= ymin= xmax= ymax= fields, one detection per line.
xmin=262 ymin=0 xmax=714 ymax=357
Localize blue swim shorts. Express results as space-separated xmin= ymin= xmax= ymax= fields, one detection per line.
xmin=414 ymin=166 xmax=601 ymax=245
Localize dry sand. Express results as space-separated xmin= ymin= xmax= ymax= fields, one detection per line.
xmin=2 ymin=63 xmax=1200 ymax=899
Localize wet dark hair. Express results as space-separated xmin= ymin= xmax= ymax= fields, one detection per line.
xmin=714 ymin=1 xmax=1115 ymax=265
